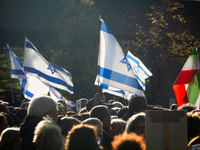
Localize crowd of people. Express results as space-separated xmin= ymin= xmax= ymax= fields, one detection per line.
xmin=0 ymin=93 xmax=199 ymax=150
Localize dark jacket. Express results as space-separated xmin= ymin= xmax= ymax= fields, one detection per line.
xmin=102 ymin=128 xmax=114 ymax=150
xmin=20 ymin=115 xmax=42 ymax=150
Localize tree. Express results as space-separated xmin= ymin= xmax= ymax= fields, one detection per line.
xmin=45 ymin=0 xmax=100 ymax=100
xmin=120 ymin=0 xmax=200 ymax=105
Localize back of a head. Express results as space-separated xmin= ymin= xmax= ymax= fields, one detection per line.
xmin=27 ymin=95 xmax=57 ymax=118
xmin=0 ymin=104 xmax=10 ymax=114
xmin=112 ymin=133 xmax=146 ymax=150
xmin=90 ymin=105 xmax=109 ymax=122
xmin=61 ymin=116 xmax=81 ymax=136
xmin=129 ymin=96 xmax=147 ymax=114
xmin=178 ymin=103 xmax=196 ymax=112
xmin=110 ymin=119 xmax=126 ymax=137
xmin=33 ymin=120 xmax=63 ymax=150
xmin=125 ymin=112 xmax=145 ymax=134
xmin=0 ymin=127 xmax=20 ymax=149
xmin=65 ymin=124 xmax=98 ymax=150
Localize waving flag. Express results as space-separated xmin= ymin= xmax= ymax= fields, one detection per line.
xmin=7 ymin=44 xmax=26 ymax=79
xmin=23 ymin=37 xmax=73 ymax=94
xmin=94 ymin=18 xmax=144 ymax=96
xmin=100 ymin=83 xmax=133 ymax=100
xmin=173 ymin=47 xmax=200 ymax=107
xmin=19 ymin=75 xmax=49 ymax=100
xmin=7 ymin=44 xmax=49 ymax=100
xmin=49 ymin=85 xmax=63 ymax=101
xmin=127 ymin=51 xmax=152 ymax=90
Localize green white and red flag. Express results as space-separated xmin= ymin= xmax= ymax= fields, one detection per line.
xmin=173 ymin=47 xmax=200 ymax=108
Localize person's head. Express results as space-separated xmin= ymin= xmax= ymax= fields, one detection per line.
xmin=82 ymin=118 xmax=103 ymax=144
xmin=90 ymin=105 xmax=111 ymax=130
xmin=65 ymin=124 xmax=99 ymax=150
xmin=79 ymin=98 xmax=88 ymax=108
xmin=113 ymin=101 xmax=123 ymax=109
xmin=112 ymin=132 xmax=146 ymax=150
xmin=15 ymin=108 xmax=27 ymax=124
xmin=129 ymin=96 xmax=148 ymax=114
xmin=0 ymin=127 xmax=20 ymax=150
xmin=125 ymin=112 xmax=145 ymax=138
xmin=110 ymin=119 xmax=126 ymax=137
xmin=0 ymin=114 xmax=9 ymax=134
xmin=27 ymin=95 xmax=58 ymax=122
xmin=33 ymin=120 xmax=63 ymax=150
xmin=0 ymin=104 xmax=10 ymax=114
xmin=178 ymin=103 xmax=196 ymax=112
xmin=57 ymin=99 xmax=68 ymax=114
xmin=170 ymin=104 xmax=178 ymax=110
xmin=61 ymin=116 xmax=81 ymax=137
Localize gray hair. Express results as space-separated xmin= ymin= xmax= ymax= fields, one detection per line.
xmin=33 ymin=120 xmax=63 ymax=150
xmin=27 ymin=95 xmax=57 ymax=118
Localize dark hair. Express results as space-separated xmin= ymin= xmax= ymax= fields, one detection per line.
xmin=90 ymin=105 xmax=109 ymax=122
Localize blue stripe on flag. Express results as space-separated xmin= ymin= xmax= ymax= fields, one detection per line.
xmin=135 ymin=74 xmax=146 ymax=86
xmin=100 ymin=21 xmax=112 ymax=35
xmin=51 ymin=63 xmax=72 ymax=78
xmin=26 ymin=41 xmax=38 ymax=53
xmin=12 ymin=70 xmax=26 ymax=75
xmin=127 ymin=54 xmax=151 ymax=77
xmin=97 ymin=66 xmax=142 ymax=90
xmin=24 ymin=67 xmax=73 ymax=92
xmin=21 ymin=79 xmax=34 ymax=98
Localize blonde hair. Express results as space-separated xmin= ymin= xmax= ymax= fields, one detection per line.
xmin=33 ymin=120 xmax=63 ymax=150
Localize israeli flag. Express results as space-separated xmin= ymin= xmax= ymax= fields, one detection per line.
xmin=7 ymin=44 xmax=26 ymax=79
xmin=19 ymin=75 xmax=50 ymax=100
xmin=23 ymin=37 xmax=74 ymax=94
xmin=100 ymin=83 xmax=133 ymax=100
xmin=7 ymin=44 xmax=50 ymax=100
xmin=95 ymin=18 xmax=144 ymax=96
xmin=127 ymin=51 xmax=153 ymax=90
xmin=49 ymin=85 xmax=63 ymax=101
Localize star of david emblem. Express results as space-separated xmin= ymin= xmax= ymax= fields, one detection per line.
xmin=119 ymin=56 xmax=131 ymax=72
xmin=47 ymin=64 xmax=57 ymax=74
xmin=133 ymin=66 xmax=140 ymax=75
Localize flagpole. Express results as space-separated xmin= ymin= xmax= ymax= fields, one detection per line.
xmin=97 ymin=15 xmax=102 ymax=93
xmin=6 ymin=44 xmax=14 ymax=103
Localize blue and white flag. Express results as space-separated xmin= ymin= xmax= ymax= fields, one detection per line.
xmin=19 ymin=75 xmax=50 ymax=100
xmin=127 ymin=51 xmax=152 ymax=90
xmin=7 ymin=44 xmax=26 ymax=79
xmin=94 ymin=18 xmax=144 ymax=96
xmin=23 ymin=37 xmax=74 ymax=94
xmin=49 ymin=85 xmax=63 ymax=101
xmin=7 ymin=44 xmax=50 ymax=100
xmin=100 ymin=83 xmax=133 ymax=100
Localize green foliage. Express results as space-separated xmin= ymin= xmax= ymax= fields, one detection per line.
xmin=0 ymin=46 xmax=23 ymax=92
xmin=45 ymin=0 xmax=100 ymax=100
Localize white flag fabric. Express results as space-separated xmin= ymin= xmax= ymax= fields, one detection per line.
xmin=49 ymin=85 xmax=63 ymax=101
xmin=7 ymin=44 xmax=50 ymax=100
xmin=23 ymin=38 xmax=73 ymax=94
xmin=94 ymin=18 xmax=144 ymax=96
xmin=127 ymin=51 xmax=153 ymax=90
xmin=100 ymin=83 xmax=133 ymax=100
xmin=19 ymin=75 xmax=50 ymax=100
xmin=7 ymin=44 xmax=26 ymax=79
